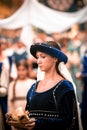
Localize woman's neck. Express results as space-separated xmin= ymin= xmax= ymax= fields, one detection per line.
xmin=36 ymin=70 xmax=64 ymax=92
xmin=44 ymin=69 xmax=61 ymax=82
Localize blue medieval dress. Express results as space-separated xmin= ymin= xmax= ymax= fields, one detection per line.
xmin=25 ymin=80 xmax=80 ymax=130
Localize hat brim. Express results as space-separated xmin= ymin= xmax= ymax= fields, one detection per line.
xmin=30 ymin=43 xmax=68 ymax=64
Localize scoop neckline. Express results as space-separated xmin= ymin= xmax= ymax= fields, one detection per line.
xmin=35 ymin=79 xmax=65 ymax=94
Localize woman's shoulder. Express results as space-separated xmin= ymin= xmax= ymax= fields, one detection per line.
xmin=56 ymin=79 xmax=74 ymax=92
xmin=54 ymin=80 xmax=75 ymax=102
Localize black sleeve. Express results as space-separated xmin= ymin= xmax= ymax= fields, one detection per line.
xmin=34 ymin=91 xmax=76 ymax=130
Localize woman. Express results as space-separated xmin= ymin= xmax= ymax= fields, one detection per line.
xmin=7 ymin=41 xmax=81 ymax=130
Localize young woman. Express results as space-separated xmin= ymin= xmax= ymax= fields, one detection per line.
xmin=7 ymin=41 xmax=82 ymax=130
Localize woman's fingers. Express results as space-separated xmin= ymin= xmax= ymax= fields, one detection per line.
xmin=29 ymin=118 xmax=36 ymax=122
xmin=25 ymin=121 xmax=35 ymax=126
xmin=22 ymin=118 xmax=36 ymax=124
xmin=24 ymin=122 xmax=35 ymax=130
xmin=6 ymin=118 xmax=36 ymax=129
xmin=24 ymin=118 xmax=36 ymax=129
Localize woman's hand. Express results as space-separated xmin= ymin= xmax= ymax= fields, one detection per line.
xmin=23 ymin=118 xmax=36 ymax=130
xmin=6 ymin=117 xmax=36 ymax=130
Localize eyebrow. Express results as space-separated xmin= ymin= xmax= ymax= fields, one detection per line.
xmin=36 ymin=52 xmax=47 ymax=57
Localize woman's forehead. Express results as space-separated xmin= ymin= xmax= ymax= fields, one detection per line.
xmin=36 ymin=51 xmax=48 ymax=56
xmin=36 ymin=51 xmax=55 ymax=59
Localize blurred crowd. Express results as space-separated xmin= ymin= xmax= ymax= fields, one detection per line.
xmin=0 ymin=23 xmax=87 ymax=130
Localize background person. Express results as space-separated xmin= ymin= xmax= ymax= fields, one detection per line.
xmin=76 ymin=49 xmax=87 ymax=130
xmin=0 ymin=38 xmax=11 ymax=130
xmin=8 ymin=60 xmax=36 ymax=130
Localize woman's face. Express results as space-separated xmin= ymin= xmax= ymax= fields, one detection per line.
xmin=17 ymin=65 xmax=28 ymax=80
xmin=36 ymin=51 xmax=57 ymax=72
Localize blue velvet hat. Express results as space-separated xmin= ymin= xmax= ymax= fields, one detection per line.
xmin=30 ymin=43 xmax=68 ymax=64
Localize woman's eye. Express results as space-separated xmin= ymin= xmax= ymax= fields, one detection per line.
xmin=36 ymin=56 xmax=45 ymax=59
xmin=41 ymin=56 xmax=46 ymax=58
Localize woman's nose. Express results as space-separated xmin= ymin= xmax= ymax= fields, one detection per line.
xmin=37 ymin=58 xmax=42 ymax=64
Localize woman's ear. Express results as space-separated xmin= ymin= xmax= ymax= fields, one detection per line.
xmin=54 ymin=58 xmax=58 ymax=63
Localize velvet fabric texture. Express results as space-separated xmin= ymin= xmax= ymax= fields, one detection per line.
xmin=30 ymin=43 xmax=68 ymax=64
xmin=25 ymin=80 xmax=79 ymax=130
